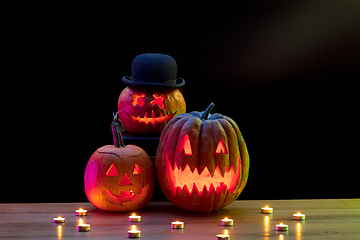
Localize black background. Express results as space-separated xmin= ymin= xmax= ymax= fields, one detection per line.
xmin=2 ymin=0 xmax=359 ymax=203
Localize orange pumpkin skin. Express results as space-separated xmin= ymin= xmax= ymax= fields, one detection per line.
xmin=155 ymin=103 xmax=249 ymax=212
xmin=84 ymin=115 xmax=155 ymax=212
xmin=118 ymin=86 xmax=186 ymax=134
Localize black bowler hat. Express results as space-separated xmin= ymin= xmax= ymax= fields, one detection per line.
xmin=122 ymin=53 xmax=185 ymax=88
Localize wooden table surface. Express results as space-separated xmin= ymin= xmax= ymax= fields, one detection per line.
xmin=0 ymin=199 xmax=359 ymax=239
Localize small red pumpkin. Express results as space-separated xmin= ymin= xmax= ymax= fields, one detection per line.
xmin=84 ymin=113 xmax=155 ymax=212
xmin=155 ymin=103 xmax=249 ymax=212
xmin=118 ymin=86 xmax=186 ymax=134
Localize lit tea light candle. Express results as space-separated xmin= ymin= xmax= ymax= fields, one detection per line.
xmin=221 ymin=217 xmax=233 ymax=226
xmin=129 ymin=213 xmax=141 ymax=222
xmin=261 ymin=206 xmax=273 ymax=214
xmin=128 ymin=225 xmax=141 ymax=238
xmin=53 ymin=216 xmax=65 ymax=223
xmin=216 ymin=229 xmax=230 ymax=240
xmin=275 ymin=223 xmax=288 ymax=231
xmin=293 ymin=212 xmax=305 ymax=221
xmin=171 ymin=221 xmax=184 ymax=229
xmin=76 ymin=208 xmax=87 ymax=216
xmin=78 ymin=224 xmax=90 ymax=232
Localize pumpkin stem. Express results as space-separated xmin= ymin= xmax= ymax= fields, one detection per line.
xmin=111 ymin=112 xmax=125 ymax=148
xmin=201 ymin=102 xmax=215 ymax=120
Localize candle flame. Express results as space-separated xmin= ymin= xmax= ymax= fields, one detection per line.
xmin=224 ymin=229 xmax=229 ymax=235
xmin=78 ymin=218 xmax=84 ymax=225
xmin=79 ymin=208 xmax=83 ymax=211
xmin=297 ymin=212 xmax=301 ymax=214
xmin=224 ymin=217 xmax=228 ymax=220
xmin=265 ymin=206 xmax=269 ymax=208
xmin=280 ymin=223 xmax=284 ymax=226
xmin=132 ymin=213 xmax=136 ymax=217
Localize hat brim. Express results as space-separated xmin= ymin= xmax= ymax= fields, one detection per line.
xmin=122 ymin=76 xmax=185 ymax=88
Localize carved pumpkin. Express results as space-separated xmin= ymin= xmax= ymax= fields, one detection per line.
xmin=84 ymin=113 xmax=155 ymax=212
xmin=155 ymin=103 xmax=249 ymax=212
xmin=118 ymin=86 xmax=186 ymax=134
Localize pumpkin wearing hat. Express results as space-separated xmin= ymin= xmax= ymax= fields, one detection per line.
xmin=118 ymin=53 xmax=186 ymax=134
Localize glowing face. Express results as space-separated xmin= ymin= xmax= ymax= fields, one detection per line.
xmin=84 ymin=145 xmax=155 ymax=212
xmin=102 ymin=162 xmax=150 ymax=205
xmin=118 ymin=86 xmax=186 ymax=134
xmin=166 ymin=134 xmax=241 ymax=198
xmin=128 ymin=92 xmax=174 ymax=126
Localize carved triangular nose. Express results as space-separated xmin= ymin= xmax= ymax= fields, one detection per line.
xmin=119 ymin=173 xmax=132 ymax=186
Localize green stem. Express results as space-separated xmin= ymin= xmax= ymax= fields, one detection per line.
xmin=200 ymin=102 xmax=215 ymax=120
xmin=111 ymin=112 xmax=125 ymax=148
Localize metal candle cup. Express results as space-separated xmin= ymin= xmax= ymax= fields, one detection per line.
xmin=128 ymin=225 xmax=141 ymax=238
xmin=275 ymin=223 xmax=288 ymax=231
xmin=293 ymin=213 xmax=305 ymax=220
xmin=261 ymin=206 xmax=273 ymax=214
xmin=129 ymin=214 xmax=141 ymax=222
xmin=171 ymin=221 xmax=184 ymax=229
xmin=221 ymin=218 xmax=233 ymax=226
xmin=53 ymin=217 xmax=65 ymax=223
xmin=216 ymin=230 xmax=230 ymax=240
xmin=75 ymin=209 xmax=87 ymax=216
xmin=78 ymin=224 xmax=90 ymax=232
xmin=216 ymin=234 xmax=230 ymax=240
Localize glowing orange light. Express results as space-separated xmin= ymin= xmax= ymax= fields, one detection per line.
xmin=106 ymin=163 xmax=119 ymax=176
xmin=57 ymin=225 xmax=62 ymax=237
xmin=129 ymin=111 xmax=174 ymax=127
xmin=224 ymin=229 xmax=229 ymax=235
xmin=78 ymin=218 xmax=84 ymax=225
xmin=215 ymin=139 xmax=228 ymax=154
xmin=165 ymin=151 xmax=241 ymax=197
xmin=119 ymin=173 xmax=132 ymax=186
xmin=175 ymin=134 xmax=192 ymax=155
xmin=151 ymin=93 xmax=166 ymax=109
xmin=130 ymin=92 xmax=146 ymax=107
xmin=133 ymin=163 xmax=146 ymax=174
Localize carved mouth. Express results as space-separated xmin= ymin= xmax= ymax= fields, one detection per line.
xmin=126 ymin=111 xmax=176 ymax=127
xmin=103 ymin=184 xmax=149 ymax=204
xmin=165 ymin=151 xmax=241 ymax=197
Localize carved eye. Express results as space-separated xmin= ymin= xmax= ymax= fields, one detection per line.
xmin=133 ymin=163 xmax=146 ymax=174
xmin=150 ymin=93 xmax=166 ymax=109
xmin=106 ymin=163 xmax=119 ymax=176
xmin=131 ymin=92 xmax=146 ymax=107
xmin=215 ymin=139 xmax=228 ymax=154
xmin=176 ymin=134 xmax=192 ymax=156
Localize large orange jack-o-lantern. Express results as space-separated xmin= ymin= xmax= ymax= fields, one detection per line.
xmin=155 ymin=103 xmax=249 ymax=212
xmin=84 ymin=113 xmax=155 ymax=212
xmin=118 ymin=86 xmax=186 ymax=134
